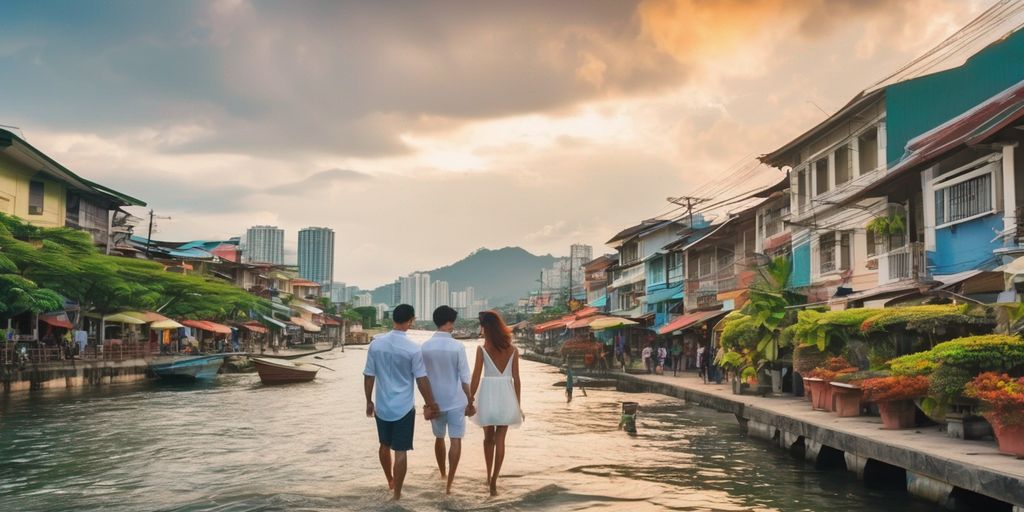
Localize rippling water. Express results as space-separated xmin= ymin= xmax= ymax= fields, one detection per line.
xmin=1 ymin=338 xmax=933 ymax=511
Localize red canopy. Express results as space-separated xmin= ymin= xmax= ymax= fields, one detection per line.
xmin=658 ymin=309 xmax=729 ymax=335
xmin=534 ymin=315 xmax=575 ymax=333
xmin=321 ymin=317 xmax=341 ymax=326
xmin=39 ymin=313 xmax=74 ymax=329
xmin=181 ymin=320 xmax=234 ymax=335
xmin=568 ymin=315 xmax=609 ymax=329
xmin=240 ymin=322 xmax=268 ymax=334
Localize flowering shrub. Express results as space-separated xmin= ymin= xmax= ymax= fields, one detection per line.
xmin=833 ymin=370 xmax=889 ymax=384
xmin=889 ymin=351 xmax=938 ymax=376
xmin=859 ymin=304 xmax=986 ymax=332
xmin=965 ymin=372 xmax=1024 ymax=427
xmin=859 ymin=375 xmax=930 ymax=402
xmin=807 ymin=356 xmax=857 ymax=380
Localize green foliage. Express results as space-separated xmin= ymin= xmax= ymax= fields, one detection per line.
xmin=0 ymin=213 xmax=268 ymax=322
xmin=889 ymin=351 xmax=938 ymax=376
xmin=865 ymin=214 xmax=906 ymax=237
xmin=889 ymin=334 xmax=1024 ymax=400
xmin=929 ymin=365 xmax=975 ymax=399
xmin=353 ymin=306 xmax=379 ymax=328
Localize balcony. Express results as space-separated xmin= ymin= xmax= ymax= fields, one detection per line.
xmin=879 ymin=242 xmax=927 ymax=284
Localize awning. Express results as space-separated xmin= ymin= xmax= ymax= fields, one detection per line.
xmin=321 ymin=317 xmax=341 ymax=326
xmin=534 ymin=316 xmax=574 ymax=333
xmin=590 ymin=317 xmax=638 ymax=331
xmin=241 ymin=322 xmax=268 ymax=334
xmin=644 ymin=284 xmax=684 ymax=305
xmin=568 ymin=315 xmax=608 ymax=329
xmin=292 ymin=302 xmax=324 ymax=315
xmin=261 ymin=314 xmax=287 ymax=329
xmin=39 ymin=312 xmax=74 ymax=329
xmin=290 ymin=317 xmax=322 ymax=332
xmin=588 ymin=295 xmax=607 ymax=308
xmin=103 ymin=313 xmax=147 ymax=325
xmin=270 ymin=302 xmax=292 ymax=314
xmin=180 ymin=320 xmax=233 ymax=335
xmin=658 ymin=309 xmax=728 ymax=335
xmin=290 ymin=279 xmax=321 ymax=288
xmin=573 ymin=306 xmax=599 ymax=318
xmin=150 ymin=319 xmax=185 ymax=330
xmin=125 ymin=311 xmax=171 ymax=323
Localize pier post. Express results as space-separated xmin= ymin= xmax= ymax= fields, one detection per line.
xmin=906 ymin=471 xmax=953 ymax=507
xmin=844 ymin=453 xmax=868 ymax=479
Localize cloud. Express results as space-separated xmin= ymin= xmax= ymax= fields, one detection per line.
xmin=267 ymin=168 xmax=372 ymax=196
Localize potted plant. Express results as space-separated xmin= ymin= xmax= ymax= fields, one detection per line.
xmin=806 ymin=356 xmax=856 ymax=411
xmin=717 ymin=350 xmax=749 ymax=395
xmin=965 ymin=372 xmax=1024 ymax=456
xmin=830 ymin=370 xmax=888 ymax=418
xmin=859 ymin=375 xmax=930 ymax=429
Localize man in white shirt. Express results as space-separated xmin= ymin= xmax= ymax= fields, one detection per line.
xmin=421 ymin=305 xmax=474 ymax=494
xmin=364 ymin=304 xmax=438 ymax=501
xmin=642 ymin=344 xmax=653 ymax=374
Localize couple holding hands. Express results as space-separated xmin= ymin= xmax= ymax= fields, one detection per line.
xmin=363 ymin=304 xmax=523 ymax=500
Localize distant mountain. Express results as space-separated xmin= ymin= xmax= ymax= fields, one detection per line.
xmin=369 ymin=247 xmax=557 ymax=307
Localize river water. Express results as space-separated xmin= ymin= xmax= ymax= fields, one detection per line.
xmin=1 ymin=337 xmax=934 ymax=511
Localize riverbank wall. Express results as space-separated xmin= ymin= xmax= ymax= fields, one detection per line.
xmin=1 ymin=359 xmax=150 ymax=392
xmin=522 ymin=352 xmax=1024 ymax=511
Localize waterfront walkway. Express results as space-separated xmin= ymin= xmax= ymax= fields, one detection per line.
xmin=622 ymin=370 xmax=1024 ymax=509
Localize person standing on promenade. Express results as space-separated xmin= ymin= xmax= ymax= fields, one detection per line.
xmin=469 ymin=310 xmax=523 ymax=496
xmin=641 ymin=344 xmax=653 ymax=374
xmin=671 ymin=340 xmax=683 ymax=376
xmin=364 ymin=304 xmax=439 ymax=501
xmin=421 ymin=305 xmax=474 ymax=495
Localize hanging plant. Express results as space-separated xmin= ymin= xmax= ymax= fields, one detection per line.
xmin=866 ymin=214 xmax=906 ymax=237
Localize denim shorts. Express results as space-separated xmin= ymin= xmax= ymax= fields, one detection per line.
xmin=430 ymin=408 xmax=467 ymax=439
xmin=376 ymin=408 xmax=415 ymax=451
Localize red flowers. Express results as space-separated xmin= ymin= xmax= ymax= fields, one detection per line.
xmin=858 ymin=375 xmax=930 ymax=402
xmin=965 ymin=372 xmax=1024 ymax=427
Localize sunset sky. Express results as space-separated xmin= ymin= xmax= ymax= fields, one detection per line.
xmin=0 ymin=0 xmax=993 ymax=288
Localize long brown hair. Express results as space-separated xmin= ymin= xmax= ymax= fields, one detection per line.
xmin=479 ymin=310 xmax=512 ymax=350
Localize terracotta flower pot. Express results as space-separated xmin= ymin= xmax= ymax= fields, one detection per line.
xmin=804 ymin=378 xmax=829 ymax=411
xmin=878 ymin=400 xmax=917 ymax=429
xmin=989 ymin=420 xmax=1024 ymax=457
xmin=830 ymin=382 xmax=862 ymax=417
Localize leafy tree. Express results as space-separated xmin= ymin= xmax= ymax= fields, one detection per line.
xmin=353 ymin=306 xmax=378 ymax=328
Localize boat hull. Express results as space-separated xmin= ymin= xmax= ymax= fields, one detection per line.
xmin=149 ymin=355 xmax=226 ymax=381
xmin=252 ymin=357 xmax=319 ymax=385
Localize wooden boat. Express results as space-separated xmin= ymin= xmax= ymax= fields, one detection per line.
xmin=148 ymin=355 xmax=226 ymax=381
xmin=252 ymin=357 xmax=319 ymax=385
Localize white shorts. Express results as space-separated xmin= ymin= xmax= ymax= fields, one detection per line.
xmin=431 ymin=408 xmax=467 ymax=439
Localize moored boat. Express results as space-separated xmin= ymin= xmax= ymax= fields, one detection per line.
xmin=148 ymin=355 xmax=227 ymax=381
xmin=252 ymin=357 xmax=319 ymax=385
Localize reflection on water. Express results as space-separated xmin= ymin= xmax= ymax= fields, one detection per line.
xmin=0 ymin=341 xmax=933 ymax=511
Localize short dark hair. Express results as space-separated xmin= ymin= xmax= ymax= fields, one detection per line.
xmin=392 ymin=304 xmax=415 ymax=324
xmin=432 ymin=305 xmax=458 ymax=327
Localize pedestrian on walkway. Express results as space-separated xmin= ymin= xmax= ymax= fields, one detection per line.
xmin=671 ymin=341 xmax=683 ymax=376
xmin=641 ymin=344 xmax=653 ymax=374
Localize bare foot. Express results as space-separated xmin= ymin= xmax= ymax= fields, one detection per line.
xmin=387 ymin=477 xmax=395 ymax=490
xmin=488 ymin=479 xmax=497 ymax=496
xmin=392 ymin=490 xmax=401 ymax=501
xmin=439 ymin=470 xmax=447 ymax=479
xmin=446 ymin=482 xmax=453 ymax=495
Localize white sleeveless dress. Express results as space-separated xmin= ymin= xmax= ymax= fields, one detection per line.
xmin=471 ymin=347 xmax=523 ymax=427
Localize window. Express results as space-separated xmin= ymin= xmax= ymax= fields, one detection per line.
xmin=818 ymin=231 xmax=851 ymax=275
xmin=814 ymin=158 xmax=829 ymax=195
xmin=620 ymin=242 xmax=639 ymax=264
xmin=858 ymin=128 xmax=878 ymax=174
xmin=667 ymin=252 xmax=684 ymax=283
xmin=698 ymin=253 xmax=714 ymax=277
xmin=819 ymin=233 xmax=836 ymax=274
xmin=797 ymin=169 xmax=809 ymax=208
xmin=28 ymin=181 xmax=44 ymax=215
xmin=835 ymin=146 xmax=851 ymax=186
xmin=761 ymin=201 xmax=789 ymax=238
xmin=934 ymin=160 xmax=997 ymax=227
xmin=648 ymin=256 xmax=665 ymax=285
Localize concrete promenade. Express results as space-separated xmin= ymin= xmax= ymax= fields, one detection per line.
xmin=522 ymin=351 xmax=1024 ymax=509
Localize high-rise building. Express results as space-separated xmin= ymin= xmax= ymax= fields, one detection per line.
xmin=392 ymin=279 xmax=402 ymax=306
xmin=244 ymin=225 xmax=285 ymax=265
xmin=450 ymin=286 xmax=476 ymax=318
xmin=399 ymin=272 xmax=431 ymax=319
xmin=298 ymin=227 xmax=335 ymax=296
xmin=344 ymin=285 xmax=360 ymax=303
xmin=330 ymin=281 xmax=347 ymax=303
xmin=569 ymin=244 xmax=593 ymax=299
xmin=431 ymin=280 xmax=450 ymax=311
xmin=354 ymin=293 xmax=373 ymax=307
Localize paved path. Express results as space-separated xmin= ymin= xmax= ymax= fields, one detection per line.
xmin=620 ymin=370 xmax=1024 ymax=507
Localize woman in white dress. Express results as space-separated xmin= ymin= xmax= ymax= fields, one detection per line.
xmin=469 ymin=310 xmax=523 ymax=496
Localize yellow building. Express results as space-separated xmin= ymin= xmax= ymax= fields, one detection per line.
xmin=0 ymin=128 xmax=145 ymax=250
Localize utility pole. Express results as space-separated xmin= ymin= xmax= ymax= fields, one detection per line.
xmin=144 ymin=210 xmax=171 ymax=259
xmin=667 ymin=196 xmax=710 ymax=227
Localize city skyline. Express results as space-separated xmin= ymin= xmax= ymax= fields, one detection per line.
xmin=297 ymin=227 xmax=335 ymax=295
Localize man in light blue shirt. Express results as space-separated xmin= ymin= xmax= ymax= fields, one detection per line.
xmin=364 ymin=304 xmax=437 ymax=501
xmin=421 ymin=305 xmax=474 ymax=494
